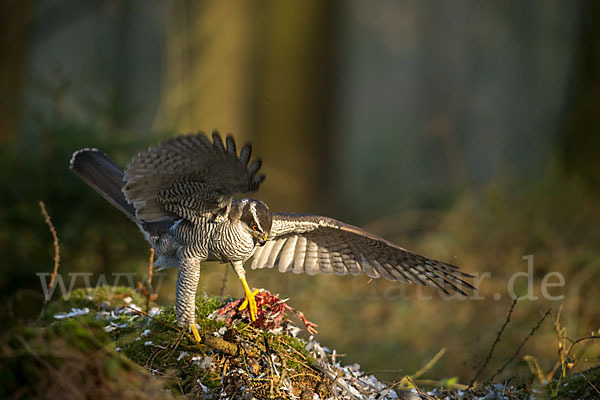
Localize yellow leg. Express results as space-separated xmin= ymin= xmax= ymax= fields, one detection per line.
xmin=239 ymin=288 xmax=259 ymax=316
xmin=190 ymin=323 xmax=202 ymax=342
xmin=238 ymin=277 xmax=258 ymax=321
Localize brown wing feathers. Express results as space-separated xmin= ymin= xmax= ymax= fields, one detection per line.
xmin=71 ymin=133 xmax=473 ymax=296
xmin=123 ymin=131 xmax=265 ymax=223
xmin=252 ymin=213 xmax=474 ymax=295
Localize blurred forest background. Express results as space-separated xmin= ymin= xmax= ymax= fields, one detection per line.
xmin=1 ymin=0 xmax=599 ymax=386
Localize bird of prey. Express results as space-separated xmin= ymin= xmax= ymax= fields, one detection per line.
xmin=70 ymin=132 xmax=473 ymax=341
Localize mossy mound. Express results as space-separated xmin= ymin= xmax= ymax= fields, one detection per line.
xmin=546 ymin=366 xmax=600 ymax=400
xmin=0 ymin=312 xmax=166 ymax=399
xmin=4 ymin=286 xmax=599 ymax=399
xmin=11 ymin=286 xmax=349 ymax=398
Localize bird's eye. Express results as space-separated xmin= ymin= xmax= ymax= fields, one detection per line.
xmin=252 ymin=224 xmax=258 ymax=231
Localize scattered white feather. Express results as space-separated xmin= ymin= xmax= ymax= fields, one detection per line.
xmin=287 ymin=326 xmax=301 ymax=338
xmin=191 ymin=356 xmax=213 ymax=369
xmin=124 ymin=303 xmax=142 ymax=314
xmin=148 ymin=307 xmax=162 ymax=318
xmin=104 ymin=321 xmax=130 ymax=332
xmin=196 ymin=380 xmax=209 ymax=393
xmin=53 ymin=307 xmax=89 ymax=319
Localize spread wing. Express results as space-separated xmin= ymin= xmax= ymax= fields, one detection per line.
xmin=123 ymin=131 xmax=265 ymax=223
xmin=251 ymin=213 xmax=474 ymax=295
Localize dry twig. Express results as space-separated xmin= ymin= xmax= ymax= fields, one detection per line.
xmin=404 ymin=376 xmax=435 ymax=400
xmin=468 ymin=296 xmax=518 ymax=389
xmin=400 ymin=347 xmax=447 ymax=388
xmin=39 ymin=201 xmax=60 ymax=292
xmin=580 ymin=371 xmax=600 ymax=396
xmin=488 ymin=308 xmax=551 ymax=382
xmin=126 ymin=305 xmax=181 ymax=335
xmin=146 ymin=248 xmax=154 ymax=313
xmin=567 ymin=335 xmax=600 ymax=353
xmin=38 ymin=201 xmax=61 ymax=319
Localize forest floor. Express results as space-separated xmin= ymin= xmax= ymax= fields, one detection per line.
xmin=1 ymin=285 xmax=598 ymax=399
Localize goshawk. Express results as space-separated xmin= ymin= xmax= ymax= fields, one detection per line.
xmin=70 ymin=132 xmax=473 ymax=341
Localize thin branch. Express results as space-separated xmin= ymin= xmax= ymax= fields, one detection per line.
xmin=126 ymin=305 xmax=180 ymax=333
xmin=567 ymin=335 xmax=600 ymax=354
xmin=126 ymin=305 xmax=244 ymax=357
xmin=411 ymin=347 xmax=446 ymax=380
xmin=580 ymin=371 xmax=600 ymax=396
xmin=148 ymin=248 xmax=154 ymax=286
xmin=146 ymin=248 xmax=154 ymax=313
xmin=404 ymin=376 xmax=435 ymax=400
xmin=400 ymin=347 xmax=447 ymax=389
xmin=488 ymin=308 xmax=552 ymax=382
xmin=38 ymin=201 xmax=60 ymax=319
xmin=39 ymin=201 xmax=60 ymax=291
xmin=468 ymin=296 xmax=518 ymax=389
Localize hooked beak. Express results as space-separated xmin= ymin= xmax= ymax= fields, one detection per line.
xmin=258 ymin=233 xmax=269 ymax=246
xmin=253 ymin=232 xmax=269 ymax=246
xmin=256 ymin=233 xmax=269 ymax=246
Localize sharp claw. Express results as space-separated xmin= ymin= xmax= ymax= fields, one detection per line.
xmin=239 ymin=288 xmax=259 ymax=321
xmin=190 ymin=323 xmax=202 ymax=342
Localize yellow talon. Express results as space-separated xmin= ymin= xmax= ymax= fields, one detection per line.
xmin=239 ymin=288 xmax=259 ymax=311
xmin=238 ymin=277 xmax=259 ymax=321
xmin=190 ymin=323 xmax=202 ymax=343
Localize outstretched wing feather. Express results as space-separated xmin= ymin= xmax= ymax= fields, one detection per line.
xmin=277 ymin=235 xmax=298 ymax=273
xmin=251 ymin=212 xmax=474 ymax=295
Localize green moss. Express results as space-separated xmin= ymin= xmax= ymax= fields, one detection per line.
xmin=196 ymin=293 xmax=230 ymax=317
xmin=59 ymin=318 xmax=106 ymax=351
xmin=9 ymin=286 xmax=337 ymax=398
xmin=279 ymin=334 xmax=315 ymax=364
xmin=548 ymin=367 xmax=600 ymax=399
xmin=0 ymin=316 xmax=164 ymax=399
xmin=96 ymin=290 xmax=232 ymax=395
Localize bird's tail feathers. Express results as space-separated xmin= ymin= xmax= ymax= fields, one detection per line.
xmin=70 ymin=149 xmax=137 ymax=220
